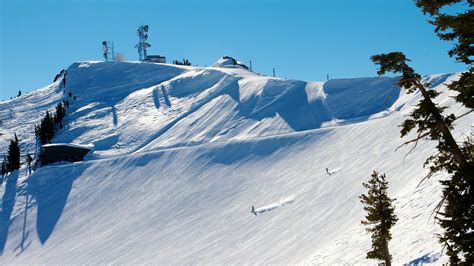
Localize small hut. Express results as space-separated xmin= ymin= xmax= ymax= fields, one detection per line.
xmin=145 ymin=55 xmax=166 ymax=63
xmin=39 ymin=143 xmax=92 ymax=166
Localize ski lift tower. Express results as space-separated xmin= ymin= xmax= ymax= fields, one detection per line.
xmin=135 ymin=25 xmax=151 ymax=61
xmin=102 ymin=41 xmax=115 ymax=61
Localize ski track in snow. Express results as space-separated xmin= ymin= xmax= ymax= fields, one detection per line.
xmin=254 ymin=195 xmax=296 ymax=215
xmin=0 ymin=59 xmax=470 ymax=264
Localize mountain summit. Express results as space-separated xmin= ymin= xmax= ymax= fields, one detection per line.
xmin=0 ymin=59 xmax=470 ymax=264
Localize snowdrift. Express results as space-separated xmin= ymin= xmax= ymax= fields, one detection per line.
xmin=0 ymin=59 xmax=470 ymax=264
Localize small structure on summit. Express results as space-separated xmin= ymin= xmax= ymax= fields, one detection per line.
xmin=102 ymin=41 xmax=115 ymax=61
xmin=39 ymin=143 xmax=92 ymax=166
xmin=135 ymin=24 xmax=166 ymax=63
xmin=145 ymin=55 xmax=166 ymax=63
xmin=213 ymin=56 xmax=249 ymax=69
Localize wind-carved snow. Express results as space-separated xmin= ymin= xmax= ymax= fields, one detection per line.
xmin=0 ymin=58 xmax=470 ymax=264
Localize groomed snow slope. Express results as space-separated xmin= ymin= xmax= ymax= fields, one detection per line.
xmin=0 ymin=60 xmax=471 ymax=264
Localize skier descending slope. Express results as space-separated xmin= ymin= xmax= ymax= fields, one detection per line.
xmin=251 ymin=206 xmax=257 ymax=216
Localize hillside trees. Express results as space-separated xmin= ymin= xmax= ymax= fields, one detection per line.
xmin=36 ymin=102 xmax=67 ymax=145
xmin=360 ymin=171 xmax=398 ymax=266
xmin=368 ymin=1 xmax=474 ymax=262
xmin=36 ymin=111 xmax=54 ymax=144
xmin=415 ymin=0 xmax=473 ymax=109
xmin=371 ymin=52 xmax=473 ymax=263
xmin=6 ymin=134 xmax=21 ymax=173
xmin=173 ymin=59 xmax=192 ymax=66
xmin=0 ymin=159 xmax=6 ymax=182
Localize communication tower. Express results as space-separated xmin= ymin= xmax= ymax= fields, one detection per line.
xmin=102 ymin=41 xmax=115 ymax=61
xmin=135 ymin=25 xmax=151 ymax=61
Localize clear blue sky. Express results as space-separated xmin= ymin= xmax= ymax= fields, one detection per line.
xmin=0 ymin=0 xmax=468 ymax=100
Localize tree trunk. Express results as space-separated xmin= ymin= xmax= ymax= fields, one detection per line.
xmin=383 ymin=240 xmax=391 ymax=266
xmin=414 ymin=81 xmax=468 ymax=169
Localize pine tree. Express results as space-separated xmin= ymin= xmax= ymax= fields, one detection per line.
xmin=0 ymin=159 xmax=5 ymax=185
xmin=360 ymin=171 xmax=398 ymax=266
xmin=173 ymin=59 xmax=192 ymax=66
xmin=55 ymin=102 xmax=66 ymax=128
xmin=372 ymin=52 xmax=474 ymax=263
xmin=40 ymin=111 xmax=55 ymax=144
xmin=6 ymin=134 xmax=20 ymax=172
xmin=415 ymin=0 xmax=473 ymax=65
xmin=415 ymin=0 xmax=473 ymax=109
xmin=0 ymin=159 xmax=5 ymax=177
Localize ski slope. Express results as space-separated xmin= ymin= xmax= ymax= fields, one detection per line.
xmin=0 ymin=58 xmax=471 ymax=264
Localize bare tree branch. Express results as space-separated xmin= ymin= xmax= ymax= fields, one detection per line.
xmin=454 ymin=110 xmax=473 ymax=120
xmin=395 ymin=131 xmax=430 ymax=152
xmin=416 ymin=170 xmax=435 ymax=188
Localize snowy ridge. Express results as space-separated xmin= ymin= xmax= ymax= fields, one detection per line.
xmin=1 ymin=60 xmax=400 ymax=156
xmin=0 ymin=59 xmax=471 ymax=264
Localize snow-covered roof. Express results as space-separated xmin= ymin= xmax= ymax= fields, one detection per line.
xmin=41 ymin=143 xmax=94 ymax=150
xmin=212 ymin=56 xmax=249 ymax=69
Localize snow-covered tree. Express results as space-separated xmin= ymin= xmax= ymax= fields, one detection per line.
xmin=360 ymin=171 xmax=398 ymax=266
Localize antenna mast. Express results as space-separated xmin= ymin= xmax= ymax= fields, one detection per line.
xmin=102 ymin=41 xmax=115 ymax=61
xmin=135 ymin=25 xmax=151 ymax=61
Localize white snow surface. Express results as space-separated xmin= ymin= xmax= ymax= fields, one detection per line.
xmin=0 ymin=59 xmax=471 ymax=264
xmin=41 ymin=143 xmax=94 ymax=150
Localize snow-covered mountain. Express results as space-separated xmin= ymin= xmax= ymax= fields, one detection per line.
xmin=0 ymin=58 xmax=471 ymax=264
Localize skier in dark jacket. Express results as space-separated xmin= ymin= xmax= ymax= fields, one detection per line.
xmin=326 ymin=168 xmax=332 ymax=176
xmin=26 ymin=153 xmax=33 ymax=175
xmin=251 ymin=206 xmax=257 ymax=216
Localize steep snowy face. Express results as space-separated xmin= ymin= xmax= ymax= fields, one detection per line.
xmin=0 ymin=58 xmax=470 ymax=264
xmin=0 ymin=61 xmax=187 ymax=157
xmin=134 ymin=74 xmax=401 ymax=152
xmin=0 ymin=60 xmax=402 ymax=157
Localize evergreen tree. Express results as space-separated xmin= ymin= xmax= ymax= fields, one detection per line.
xmin=40 ymin=110 xmax=55 ymax=144
xmin=173 ymin=59 xmax=192 ymax=66
xmin=36 ymin=102 xmax=69 ymax=145
xmin=415 ymin=0 xmax=473 ymax=109
xmin=0 ymin=159 xmax=5 ymax=178
xmin=6 ymin=134 xmax=20 ymax=172
xmin=360 ymin=171 xmax=398 ymax=266
xmin=0 ymin=158 xmax=6 ymax=185
xmin=415 ymin=0 xmax=473 ymax=65
xmin=372 ymin=52 xmax=474 ymax=263
xmin=54 ymin=102 xmax=66 ymax=128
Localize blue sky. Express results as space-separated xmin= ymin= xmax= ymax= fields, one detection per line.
xmin=0 ymin=0 xmax=468 ymax=100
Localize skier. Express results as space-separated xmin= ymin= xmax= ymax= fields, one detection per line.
xmin=326 ymin=168 xmax=332 ymax=176
xmin=251 ymin=206 xmax=257 ymax=216
xmin=26 ymin=153 xmax=33 ymax=175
